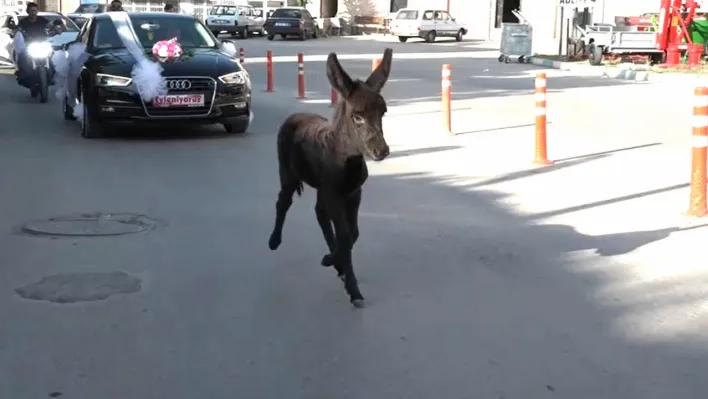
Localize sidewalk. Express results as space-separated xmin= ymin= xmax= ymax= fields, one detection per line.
xmin=254 ymin=81 xmax=708 ymax=284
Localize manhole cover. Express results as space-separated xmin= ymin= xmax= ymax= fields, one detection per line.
xmin=21 ymin=212 xmax=157 ymax=237
xmin=15 ymin=271 xmax=142 ymax=303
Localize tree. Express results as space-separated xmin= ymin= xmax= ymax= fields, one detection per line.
xmin=296 ymin=0 xmax=311 ymax=6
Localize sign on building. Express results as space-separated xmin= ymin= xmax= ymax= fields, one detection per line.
xmin=558 ymin=0 xmax=596 ymax=8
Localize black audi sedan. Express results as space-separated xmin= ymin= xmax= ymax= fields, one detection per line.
xmin=64 ymin=12 xmax=252 ymax=138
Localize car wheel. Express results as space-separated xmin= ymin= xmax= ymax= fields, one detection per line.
xmin=398 ymin=36 xmax=408 ymax=42
xmin=211 ymin=30 xmax=220 ymax=36
xmin=280 ymin=34 xmax=286 ymax=39
xmin=79 ymin=88 xmax=105 ymax=139
xmin=223 ymin=119 xmax=249 ymax=134
xmin=267 ymin=34 xmax=274 ymax=40
xmin=299 ymin=31 xmax=306 ymax=41
xmin=312 ymin=28 xmax=318 ymax=38
xmin=425 ymin=30 xmax=436 ymax=43
xmin=242 ymin=26 xmax=249 ymax=39
xmin=63 ymin=96 xmax=76 ymax=121
xmin=455 ymin=29 xmax=464 ymax=42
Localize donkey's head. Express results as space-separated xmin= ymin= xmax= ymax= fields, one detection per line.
xmin=327 ymin=48 xmax=393 ymax=162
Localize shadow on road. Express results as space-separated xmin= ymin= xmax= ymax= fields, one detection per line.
xmin=354 ymin=168 xmax=708 ymax=396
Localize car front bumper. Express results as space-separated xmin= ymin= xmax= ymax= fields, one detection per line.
xmin=91 ymin=78 xmax=251 ymax=125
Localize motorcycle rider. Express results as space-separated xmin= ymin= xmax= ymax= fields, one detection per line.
xmin=14 ymin=2 xmax=50 ymax=87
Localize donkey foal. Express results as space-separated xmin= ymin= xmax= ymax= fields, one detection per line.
xmin=268 ymin=48 xmax=393 ymax=308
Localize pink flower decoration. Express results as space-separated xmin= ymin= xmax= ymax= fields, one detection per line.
xmin=152 ymin=38 xmax=183 ymax=60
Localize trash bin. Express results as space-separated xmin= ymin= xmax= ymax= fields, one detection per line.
xmin=688 ymin=43 xmax=704 ymax=65
xmin=667 ymin=43 xmax=681 ymax=65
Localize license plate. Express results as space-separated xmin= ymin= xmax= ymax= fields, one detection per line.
xmin=153 ymin=94 xmax=205 ymax=108
xmin=275 ymin=22 xmax=289 ymax=27
xmin=213 ymin=19 xmax=228 ymax=24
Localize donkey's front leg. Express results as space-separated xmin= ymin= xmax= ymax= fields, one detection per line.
xmin=328 ymin=194 xmax=364 ymax=307
xmin=321 ymin=189 xmax=361 ymax=268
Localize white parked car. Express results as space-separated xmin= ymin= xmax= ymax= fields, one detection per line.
xmin=389 ymin=8 xmax=467 ymax=43
xmin=66 ymin=3 xmax=106 ymax=28
xmin=0 ymin=11 xmax=80 ymax=64
xmin=205 ymin=4 xmax=264 ymax=38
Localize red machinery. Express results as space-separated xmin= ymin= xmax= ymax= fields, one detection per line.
xmin=657 ymin=0 xmax=704 ymax=64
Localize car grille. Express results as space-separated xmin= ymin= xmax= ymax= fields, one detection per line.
xmin=142 ymin=77 xmax=217 ymax=117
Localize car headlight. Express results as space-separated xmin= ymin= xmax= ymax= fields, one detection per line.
xmin=27 ymin=42 xmax=53 ymax=59
xmin=218 ymin=71 xmax=248 ymax=85
xmin=96 ymin=73 xmax=132 ymax=87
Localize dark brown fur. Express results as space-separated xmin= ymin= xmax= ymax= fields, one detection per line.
xmin=268 ymin=49 xmax=393 ymax=308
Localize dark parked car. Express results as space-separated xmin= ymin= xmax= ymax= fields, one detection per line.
xmin=263 ymin=7 xmax=318 ymax=41
xmin=64 ymin=12 xmax=252 ymax=138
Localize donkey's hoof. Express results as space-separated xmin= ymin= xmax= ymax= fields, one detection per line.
xmin=351 ymin=298 xmax=365 ymax=309
xmin=268 ymin=235 xmax=281 ymax=250
xmin=320 ymin=253 xmax=335 ymax=267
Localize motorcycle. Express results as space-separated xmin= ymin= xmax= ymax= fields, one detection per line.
xmin=24 ymin=39 xmax=53 ymax=103
xmin=13 ymin=21 xmax=63 ymax=103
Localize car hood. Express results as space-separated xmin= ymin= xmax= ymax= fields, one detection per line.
xmin=91 ymin=48 xmax=241 ymax=78
xmin=50 ymin=31 xmax=79 ymax=48
xmin=68 ymin=13 xmax=99 ymax=18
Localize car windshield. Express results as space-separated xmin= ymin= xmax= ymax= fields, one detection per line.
xmin=93 ymin=16 xmax=218 ymax=50
xmin=396 ymin=10 xmax=418 ymax=19
xmin=270 ymin=9 xmax=301 ymax=18
xmin=18 ymin=14 xmax=80 ymax=32
xmin=209 ymin=6 xmax=236 ymax=15
xmin=73 ymin=4 xmax=106 ymax=13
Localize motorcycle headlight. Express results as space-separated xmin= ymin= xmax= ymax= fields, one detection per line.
xmin=218 ymin=71 xmax=248 ymax=85
xmin=96 ymin=73 xmax=133 ymax=87
xmin=27 ymin=42 xmax=53 ymax=59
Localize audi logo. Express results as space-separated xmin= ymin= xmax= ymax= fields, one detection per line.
xmin=166 ymin=79 xmax=192 ymax=90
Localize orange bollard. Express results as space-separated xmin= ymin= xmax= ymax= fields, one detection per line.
xmin=266 ymin=50 xmax=274 ymax=92
xmin=687 ymin=86 xmax=708 ymax=217
xmin=330 ymin=87 xmax=338 ymax=107
xmin=533 ymin=73 xmax=553 ymax=165
xmin=239 ymin=47 xmax=245 ymax=64
xmin=296 ymin=52 xmax=305 ymax=99
xmin=441 ymin=64 xmax=452 ymax=134
xmin=372 ymin=58 xmax=381 ymax=71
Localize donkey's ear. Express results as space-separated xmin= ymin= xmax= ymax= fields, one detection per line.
xmin=365 ymin=48 xmax=393 ymax=93
xmin=326 ymin=52 xmax=354 ymax=98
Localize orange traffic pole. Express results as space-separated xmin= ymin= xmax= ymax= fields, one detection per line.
xmin=533 ymin=73 xmax=553 ymax=165
xmin=296 ymin=52 xmax=305 ymax=99
xmin=266 ymin=50 xmax=274 ymax=92
xmin=372 ymin=58 xmax=381 ymax=71
xmin=441 ymin=64 xmax=452 ymax=134
xmin=239 ymin=47 xmax=245 ymax=64
xmin=687 ymin=86 xmax=708 ymax=217
xmin=330 ymin=87 xmax=338 ymax=107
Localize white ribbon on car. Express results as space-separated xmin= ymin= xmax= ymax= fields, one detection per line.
xmin=107 ymin=11 xmax=167 ymax=102
xmin=51 ymin=11 xmax=167 ymax=121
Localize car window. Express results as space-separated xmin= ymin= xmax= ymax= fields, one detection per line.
xmin=73 ymin=4 xmax=105 ymax=13
xmin=80 ymin=18 xmax=92 ymax=46
xmin=209 ymin=6 xmax=236 ymax=16
xmin=433 ymin=11 xmax=443 ymax=20
xmin=303 ymin=10 xmax=313 ymax=20
xmin=18 ymin=14 xmax=80 ymax=32
xmin=396 ymin=10 xmax=418 ymax=20
xmin=422 ymin=11 xmax=434 ymax=21
xmin=237 ymin=6 xmax=249 ymax=16
xmin=271 ymin=9 xmax=301 ymax=18
xmin=439 ymin=11 xmax=451 ymax=21
xmin=93 ymin=16 xmax=218 ymax=50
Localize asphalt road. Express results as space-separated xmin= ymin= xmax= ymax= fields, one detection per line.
xmin=0 ymin=37 xmax=706 ymax=399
